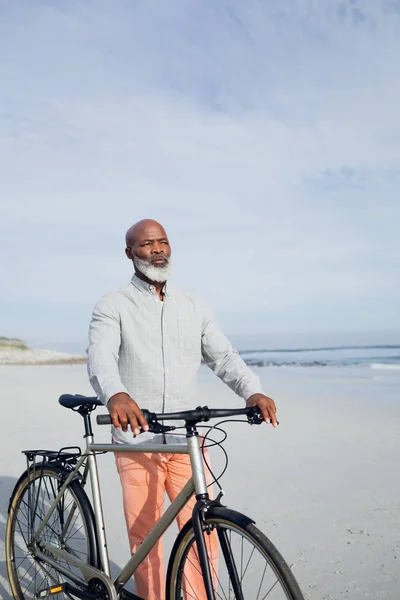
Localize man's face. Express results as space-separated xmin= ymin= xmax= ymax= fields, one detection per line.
xmin=126 ymin=223 xmax=172 ymax=283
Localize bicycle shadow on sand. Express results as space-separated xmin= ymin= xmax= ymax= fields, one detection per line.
xmin=0 ymin=475 xmax=134 ymax=599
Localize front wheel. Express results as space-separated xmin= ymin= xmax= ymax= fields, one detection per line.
xmin=166 ymin=507 xmax=305 ymax=600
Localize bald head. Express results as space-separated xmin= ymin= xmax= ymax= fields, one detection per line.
xmin=125 ymin=219 xmax=172 ymax=284
xmin=125 ymin=219 xmax=167 ymax=247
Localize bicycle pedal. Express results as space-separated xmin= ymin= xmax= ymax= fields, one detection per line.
xmin=37 ymin=583 xmax=68 ymax=597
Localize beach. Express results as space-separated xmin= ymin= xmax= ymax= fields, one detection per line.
xmin=0 ymin=363 xmax=399 ymax=599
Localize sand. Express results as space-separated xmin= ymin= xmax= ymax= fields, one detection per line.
xmin=0 ymin=363 xmax=399 ymax=599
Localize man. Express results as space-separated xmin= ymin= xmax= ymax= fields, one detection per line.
xmin=87 ymin=219 xmax=277 ymax=599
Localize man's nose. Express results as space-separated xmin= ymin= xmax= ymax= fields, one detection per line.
xmin=152 ymin=243 xmax=163 ymax=254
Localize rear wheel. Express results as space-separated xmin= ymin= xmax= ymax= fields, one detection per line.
xmin=6 ymin=464 xmax=97 ymax=600
xmin=166 ymin=508 xmax=304 ymax=600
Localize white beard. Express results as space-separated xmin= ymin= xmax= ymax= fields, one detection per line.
xmin=133 ymin=255 xmax=172 ymax=283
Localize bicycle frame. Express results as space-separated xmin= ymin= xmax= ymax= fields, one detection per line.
xmin=30 ymin=426 xmax=211 ymax=600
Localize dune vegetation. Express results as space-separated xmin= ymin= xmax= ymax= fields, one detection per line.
xmin=0 ymin=336 xmax=29 ymax=351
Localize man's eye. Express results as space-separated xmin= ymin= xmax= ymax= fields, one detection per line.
xmin=162 ymin=241 xmax=169 ymax=245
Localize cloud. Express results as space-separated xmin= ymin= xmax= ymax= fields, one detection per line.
xmin=0 ymin=1 xmax=399 ymax=349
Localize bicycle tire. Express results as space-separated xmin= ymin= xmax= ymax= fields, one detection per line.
xmin=166 ymin=506 xmax=305 ymax=600
xmin=6 ymin=463 xmax=98 ymax=600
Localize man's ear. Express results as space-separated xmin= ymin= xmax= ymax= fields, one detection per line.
xmin=125 ymin=247 xmax=132 ymax=259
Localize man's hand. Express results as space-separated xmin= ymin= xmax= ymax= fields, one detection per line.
xmin=107 ymin=392 xmax=149 ymax=436
xmin=246 ymin=393 xmax=278 ymax=427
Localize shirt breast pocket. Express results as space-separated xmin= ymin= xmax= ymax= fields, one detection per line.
xmin=178 ymin=319 xmax=201 ymax=355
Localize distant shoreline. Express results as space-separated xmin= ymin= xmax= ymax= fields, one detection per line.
xmin=0 ymin=358 xmax=88 ymax=366
xmin=0 ymin=348 xmax=87 ymax=366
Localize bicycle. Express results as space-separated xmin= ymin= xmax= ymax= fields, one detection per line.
xmin=5 ymin=394 xmax=305 ymax=600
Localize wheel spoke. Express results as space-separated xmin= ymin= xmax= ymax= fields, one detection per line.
xmin=14 ymin=513 xmax=30 ymax=548
xmin=256 ymin=563 xmax=268 ymax=599
xmin=261 ymin=577 xmax=281 ymax=600
xmin=240 ymin=545 xmax=255 ymax=583
xmin=181 ymin=571 xmax=201 ymax=599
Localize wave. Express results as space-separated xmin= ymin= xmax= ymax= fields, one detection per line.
xmin=370 ymin=363 xmax=400 ymax=370
xmin=239 ymin=344 xmax=400 ymax=355
xmin=242 ymin=358 xmax=400 ymax=368
xmin=243 ymin=359 xmax=342 ymax=368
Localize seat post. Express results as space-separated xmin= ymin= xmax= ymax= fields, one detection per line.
xmin=78 ymin=406 xmax=94 ymax=438
xmin=84 ymin=419 xmax=111 ymax=577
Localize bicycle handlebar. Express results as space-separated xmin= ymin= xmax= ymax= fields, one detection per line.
xmin=96 ymin=405 xmax=263 ymax=428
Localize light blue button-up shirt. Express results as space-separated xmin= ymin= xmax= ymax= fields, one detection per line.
xmin=87 ymin=274 xmax=263 ymax=444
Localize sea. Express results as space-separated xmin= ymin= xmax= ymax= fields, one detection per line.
xmin=237 ymin=345 xmax=400 ymax=370
xmin=44 ymin=339 xmax=400 ymax=371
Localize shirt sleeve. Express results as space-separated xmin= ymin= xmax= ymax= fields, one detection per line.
xmin=200 ymin=303 xmax=264 ymax=401
xmin=87 ymin=295 xmax=130 ymax=405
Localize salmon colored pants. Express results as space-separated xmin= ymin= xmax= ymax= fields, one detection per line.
xmin=115 ymin=449 xmax=218 ymax=600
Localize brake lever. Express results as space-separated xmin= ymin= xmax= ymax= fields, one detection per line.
xmin=139 ymin=410 xmax=176 ymax=434
xmin=247 ymin=407 xmax=279 ymax=426
xmin=147 ymin=422 xmax=176 ymax=434
xmin=247 ymin=410 xmax=264 ymax=425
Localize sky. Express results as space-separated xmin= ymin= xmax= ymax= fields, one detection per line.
xmin=1 ymin=0 xmax=399 ymax=352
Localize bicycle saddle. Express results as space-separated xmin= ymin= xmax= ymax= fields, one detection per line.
xmin=59 ymin=394 xmax=103 ymax=409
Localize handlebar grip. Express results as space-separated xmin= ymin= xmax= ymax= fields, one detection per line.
xmin=97 ymin=414 xmax=112 ymax=425
xmin=96 ymin=410 xmax=154 ymax=426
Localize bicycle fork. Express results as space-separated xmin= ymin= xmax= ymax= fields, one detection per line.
xmin=192 ymin=499 xmax=245 ymax=600
xmin=192 ymin=501 xmax=216 ymax=600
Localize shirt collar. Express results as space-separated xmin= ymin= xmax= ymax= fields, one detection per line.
xmin=130 ymin=273 xmax=170 ymax=297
